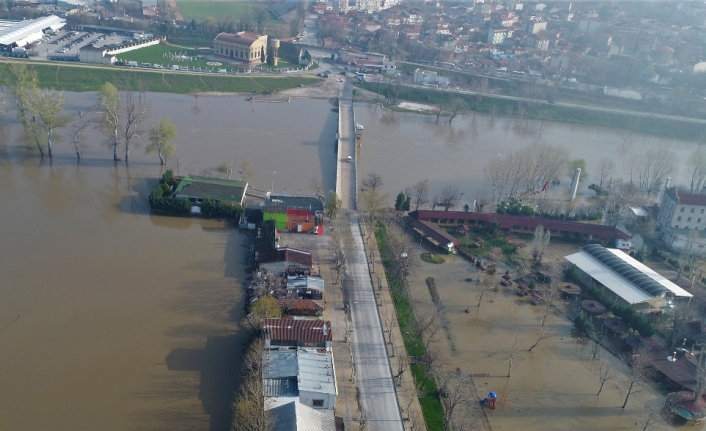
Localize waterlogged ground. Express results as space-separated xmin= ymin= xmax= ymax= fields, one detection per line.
xmin=407 ymin=248 xmax=671 ymax=431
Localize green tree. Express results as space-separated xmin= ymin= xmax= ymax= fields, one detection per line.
xmin=7 ymin=63 xmax=37 ymax=126
xmin=394 ymin=192 xmax=406 ymax=210
xmin=568 ymin=158 xmax=588 ymax=182
xmin=326 ymin=191 xmax=342 ymax=220
xmin=30 ymin=90 xmax=70 ymax=158
xmin=146 ymin=117 xmax=178 ymax=165
xmin=403 ymin=195 xmax=411 ymax=211
xmin=96 ymin=83 xmax=121 ymax=161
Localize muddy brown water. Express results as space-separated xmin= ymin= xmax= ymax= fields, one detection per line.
xmin=0 ymin=93 xmax=337 ymax=431
xmin=356 ymin=103 xmax=700 ymax=199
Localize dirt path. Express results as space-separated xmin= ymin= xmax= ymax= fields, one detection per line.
xmin=167 ymin=0 xmax=184 ymax=22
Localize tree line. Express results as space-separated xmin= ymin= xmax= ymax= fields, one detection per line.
xmin=5 ymin=64 xmax=177 ymax=165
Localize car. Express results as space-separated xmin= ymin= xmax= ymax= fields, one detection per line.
xmin=340 ymin=71 xmax=346 ymax=75
xmin=346 ymin=156 xmax=352 ymax=162
xmin=339 ymin=78 xmax=343 ymax=82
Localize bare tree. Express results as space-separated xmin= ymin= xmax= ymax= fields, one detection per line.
xmin=253 ymin=5 xmax=269 ymax=34
xmin=412 ymin=179 xmax=429 ymax=210
xmin=476 ymin=273 xmax=493 ymax=308
xmin=360 ymin=186 xmax=389 ymax=221
xmin=640 ymin=399 xmax=666 ymax=431
xmin=70 ymin=111 xmax=93 ymax=160
xmin=309 ymin=176 xmax=323 ymax=198
xmin=504 ymin=332 xmax=520 ymax=377
xmin=417 ymin=344 xmax=448 ymax=390
xmin=532 ymin=225 xmax=551 ymax=264
xmin=474 ymin=77 xmax=488 ymax=109
xmin=592 ymin=357 xmax=619 ymax=396
xmin=602 ymin=180 xmax=644 ymax=227
xmin=447 ymin=99 xmax=467 ymax=124
xmin=439 ymin=369 xmax=472 ymax=431
xmin=121 ymin=89 xmax=150 ymax=162
xmin=232 ymin=339 xmax=273 ymax=431
xmin=686 ymin=147 xmax=706 ymax=193
xmin=437 ymin=185 xmax=460 ymax=211
xmin=632 ymin=148 xmax=678 ymax=195
xmin=362 ymin=172 xmax=383 ymax=191
xmin=621 ymin=354 xmax=650 ymax=409
xmin=527 ymin=327 xmax=552 ymax=353
xmin=597 ymin=157 xmax=616 ymax=188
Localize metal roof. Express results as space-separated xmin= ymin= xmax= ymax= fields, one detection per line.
xmin=297 ymin=350 xmax=337 ymax=395
xmin=0 ymin=15 xmax=65 ymax=46
xmin=174 ymin=175 xmax=247 ymax=204
xmin=263 ymin=378 xmax=298 ymax=397
xmin=566 ymin=244 xmax=692 ymax=304
xmin=262 ymin=348 xmax=299 ymax=379
xmin=262 ymin=349 xmax=337 ymax=398
xmin=268 ymin=400 xmax=335 ymax=431
xmin=287 ymin=276 xmax=325 ymax=292
xmin=262 ymin=318 xmax=332 ymax=343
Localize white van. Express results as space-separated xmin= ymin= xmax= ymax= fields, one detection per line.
xmin=346 ymin=156 xmax=352 ymax=162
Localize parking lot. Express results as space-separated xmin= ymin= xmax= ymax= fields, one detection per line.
xmin=30 ymin=29 xmax=138 ymax=60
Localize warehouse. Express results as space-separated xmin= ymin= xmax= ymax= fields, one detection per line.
xmin=0 ymin=15 xmax=65 ymax=49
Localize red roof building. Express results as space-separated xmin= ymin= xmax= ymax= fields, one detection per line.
xmin=257 ymin=247 xmax=314 ymax=275
xmin=262 ymin=318 xmax=332 ymax=350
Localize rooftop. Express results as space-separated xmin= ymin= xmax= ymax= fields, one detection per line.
xmin=0 ymin=15 xmax=65 ymax=46
xmin=262 ymin=318 xmax=333 ymax=343
xmin=258 ymin=247 xmax=313 ymax=267
xmin=174 ymin=175 xmax=247 ymax=204
xmin=214 ymin=31 xmax=265 ymax=46
xmin=666 ymin=188 xmax=706 ymax=207
xmin=262 ymin=348 xmax=337 ymax=396
xmin=287 ymin=276 xmax=325 ymax=292
xmin=267 ymin=400 xmax=335 ymax=431
xmin=265 ymin=194 xmax=324 ymax=213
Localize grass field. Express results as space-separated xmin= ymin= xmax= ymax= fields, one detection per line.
xmin=0 ymin=61 xmax=320 ymax=94
xmin=116 ymin=44 xmax=219 ymax=70
xmin=176 ymin=0 xmax=258 ymax=21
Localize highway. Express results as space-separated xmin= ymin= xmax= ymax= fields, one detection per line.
xmin=343 ymin=213 xmax=404 ymax=431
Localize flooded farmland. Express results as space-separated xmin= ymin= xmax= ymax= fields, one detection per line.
xmin=0 ymin=90 xmax=696 ymax=430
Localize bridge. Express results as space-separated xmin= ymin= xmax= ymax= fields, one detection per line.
xmin=336 ymin=81 xmax=357 ymax=210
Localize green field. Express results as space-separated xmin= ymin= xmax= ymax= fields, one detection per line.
xmin=0 ymin=61 xmax=320 ymax=94
xmin=176 ymin=0 xmax=258 ymax=21
xmin=117 ymin=44 xmax=221 ymax=70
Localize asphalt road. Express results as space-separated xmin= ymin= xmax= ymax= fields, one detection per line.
xmin=337 ymin=80 xmax=357 ymax=210
xmin=343 ymin=213 xmax=404 ymax=431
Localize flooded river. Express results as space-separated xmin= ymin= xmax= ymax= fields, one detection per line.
xmin=355 ymin=103 xmax=700 ymax=198
xmin=0 ymin=94 xmax=337 ymax=431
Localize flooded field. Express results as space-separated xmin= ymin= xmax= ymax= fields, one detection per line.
xmin=407 ymin=249 xmax=669 ymax=431
xmin=0 ymin=94 xmax=337 ymax=430
xmin=355 ymin=103 xmax=700 ymax=198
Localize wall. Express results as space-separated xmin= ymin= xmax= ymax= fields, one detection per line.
xmin=298 ymin=390 xmax=335 ymax=410
xmin=106 ymin=38 xmax=160 ymax=55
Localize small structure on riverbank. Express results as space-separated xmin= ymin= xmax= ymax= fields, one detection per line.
xmin=257 ymin=246 xmax=314 ymax=275
xmin=263 ymin=193 xmax=324 ymax=234
xmin=262 ymin=318 xmax=332 ymax=351
xmin=411 ymin=219 xmax=459 ymax=254
xmin=174 ymin=175 xmax=248 ymax=205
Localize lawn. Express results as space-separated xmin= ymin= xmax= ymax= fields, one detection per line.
xmin=0 ymin=61 xmax=320 ymax=94
xmin=176 ymin=0 xmax=258 ymax=21
xmin=116 ymin=44 xmax=218 ymax=70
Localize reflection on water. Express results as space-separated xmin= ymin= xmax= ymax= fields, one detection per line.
xmin=0 ymin=93 xmax=337 ymax=431
xmin=357 ymin=103 xmax=700 ymax=199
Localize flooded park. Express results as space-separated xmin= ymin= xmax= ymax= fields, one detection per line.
xmin=0 ymin=91 xmax=701 ymax=430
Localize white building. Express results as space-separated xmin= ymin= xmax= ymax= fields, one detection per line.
xmin=79 ymin=46 xmax=116 ymax=64
xmin=413 ymin=68 xmax=449 ymax=86
xmin=267 ymin=400 xmax=335 ymax=431
xmin=262 ymin=348 xmax=338 ymax=410
xmin=0 ymin=15 xmax=65 ymax=48
xmin=487 ymin=27 xmax=513 ymax=44
xmin=658 ymin=188 xmax=706 ymax=253
xmin=355 ymin=0 xmax=401 ymax=13
xmin=382 ymin=60 xmax=397 ymax=75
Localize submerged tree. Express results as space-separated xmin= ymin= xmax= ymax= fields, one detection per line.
xmin=96 ymin=83 xmax=121 ymax=161
xmin=70 ymin=111 xmax=93 ymax=160
xmin=30 ymin=90 xmax=70 ymax=158
xmin=412 ymin=178 xmax=429 ymax=211
xmin=146 ymin=117 xmax=178 ymax=165
xmin=121 ymin=89 xmax=150 ymax=162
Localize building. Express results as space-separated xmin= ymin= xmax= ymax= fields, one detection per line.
xmin=78 ymin=46 xmax=116 ymax=64
xmin=286 ymin=276 xmax=325 ymax=300
xmin=277 ymin=299 xmax=324 ymax=316
xmin=174 ymin=175 xmax=248 ymax=206
xmin=213 ymin=31 xmax=268 ymax=64
xmin=411 ymin=210 xmax=629 ymax=244
xmin=578 ymin=19 xmax=602 ymax=33
xmin=487 ymin=27 xmax=513 ymax=44
xmin=382 ymin=60 xmax=397 ymax=75
xmin=257 ymin=247 xmax=313 ymax=274
xmin=262 ymin=318 xmax=333 ymax=351
xmin=262 ymin=348 xmax=337 ymax=410
xmin=263 ymin=194 xmax=324 ymax=233
xmin=525 ymin=20 xmax=547 ymax=34
xmin=267 ymin=400 xmax=335 ymax=431
xmin=411 ymin=219 xmax=459 ymax=254
xmin=0 ymin=15 xmax=65 ymax=49
xmin=413 ymin=68 xmax=450 ymax=86
xmin=658 ymin=188 xmax=706 ymax=253
xmin=565 ymin=244 xmax=692 ymax=308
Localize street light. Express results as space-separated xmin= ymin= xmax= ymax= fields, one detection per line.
xmin=271 ymin=171 xmax=276 ymax=193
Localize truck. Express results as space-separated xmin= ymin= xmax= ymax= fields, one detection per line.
xmin=127 ymin=61 xmax=138 ymax=67
xmin=12 ymin=47 xmax=26 ymax=53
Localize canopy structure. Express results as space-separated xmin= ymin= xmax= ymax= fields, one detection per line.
xmin=565 ymin=244 xmax=692 ymax=305
xmin=0 ymin=15 xmax=65 ymax=47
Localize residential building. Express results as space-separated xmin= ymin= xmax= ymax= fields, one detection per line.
xmin=286 ymin=276 xmax=325 ymax=300
xmin=213 ymin=31 xmax=268 ymax=63
xmin=525 ymin=20 xmax=547 ymax=34
xmin=262 ymin=348 xmax=337 ymax=410
xmin=382 ymin=60 xmax=397 ymax=74
xmin=487 ymin=27 xmax=513 ymax=44
xmin=174 ymin=175 xmax=248 ymax=206
xmin=263 ymin=194 xmax=324 ymax=233
xmin=657 ymin=188 xmax=706 ymax=253
xmin=565 ymin=244 xmax=692 ymax=309
xmin=257 ymin=247 xmax=314 ymax=275
xmin=262 ymin=318 xmax=333 ymax=350
xmin=413 ymin=68 xmax=450 ymax=86
xmin=277 ymin=299 xmax=324 ymax=316
xmin=267 ymin=400 xmax=335 ymax=431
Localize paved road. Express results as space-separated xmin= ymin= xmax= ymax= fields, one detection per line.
xmin=337 ymin=80 xmax=357 ymax=210
xmin=300 ymin=12 xmax=318 ymax=47
xmin=343 ymin=213 xmax=404 ymax=431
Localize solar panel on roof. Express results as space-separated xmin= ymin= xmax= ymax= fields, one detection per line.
xmin=583 ymin=244 xmax=668 ymax=297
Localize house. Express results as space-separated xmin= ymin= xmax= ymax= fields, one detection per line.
xmin=267 ymin=400 xmax=335 ymax=431
xmin=79 ymin=46 xmax=116 ymax=64
xmin=257 ymin=247 xmax=313 ymax=275
xmin=262 ymin=348 xmax=337 ymax=410
xmin=262 ymin=318 xmax=333 ymax=351
xmin=411 ymin=219 xmax=459 ymax=254
xmin=213 ymin=31 xmax=268 ymax=64
xmin=413 ymin=68 xmax=449 ymax=86
xmin=174 ymin=175 xmax=248 ymax=206
xmin=565 ymin=244 xmax=692 ymax=309
xmin=263 ymin=194 xmax=324 ymax=233
xmin=657 ymin=188 xmax=706 ymax=254
xmin=278 ymin=299 xmax=324 ymax=316
xmin=286 ymin=276 xmax=325 ymax=300
xmin=525 ymin=20 xmax=546 ymax=34
xmin=382 ymin=60 xmax=397 ymax=74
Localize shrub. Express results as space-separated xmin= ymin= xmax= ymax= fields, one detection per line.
xmin=574 ymin=311 xmax=594 ymax=335
xmin=200 ymin=197 xmax=243 ymax=220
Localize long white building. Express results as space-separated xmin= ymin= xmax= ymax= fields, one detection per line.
xmin=0 ymin=15 xmax=65 ymax=48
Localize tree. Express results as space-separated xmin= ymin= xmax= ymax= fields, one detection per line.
xmin=504 ymin=332 xmax=521 ymax=377
xmin=29 ymin=89 xmax=70 ymax=158
xmin=412 ymin=179 xmax=429 ymax=210
xmin=121 ymin=89 xmax=150 ymax=162
xmin=146 ymin=117 xmax=178 ymax=165
xmin=309 ymin=177 xmax=323 ymax=198
xmin=437 ymin=185 xmax=460 ymax=211
xmin=531 ymin=225 xmax=551 ymax=263
xmin=97 ymin=83 xmax=121 ymax=161
xmin=568 ymin=158 xmax=588 ymax=182
xmin=592 ymin=357 xmax=619 ymax=396
xmin=395 ymin=192 xmax=406 ymax=211
xmin=362 ymin=172 xmax=383 ymax=191
xmin=6 ymin=63 xmax=37 ymax=126
xmin=438 ymin=369 xmax=472 ymax=431
xmin=417 ymin=344 xmax=448 ymax=390
xmin=403 ymin=195 xmax=411 ymax=211
xmin=231 ymin=339 xmax=273 ymax=431
xmin=360 ymin=186 xmax=388 ymax=221
xmin=447 ymin=99 xmax=466 ymax=124
xmin=477 ymin=273 xmax=493 ymax=308
xmin=621 ymin=354 xmax=650 ymax=409
xmin=597 ymin=157 xmax=615 ymax=188
xmin=70 ymin=111 xmax=93 ymax=160
xmin=253 ymin=5 xmax=268 ymax=34
xmin=632 ymin=148 xmax=678 ymax=195
xmin=325 ymin=191 xmax=342 ymax=220
xmin=686 ymin=147 xmax=706 ymax=193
